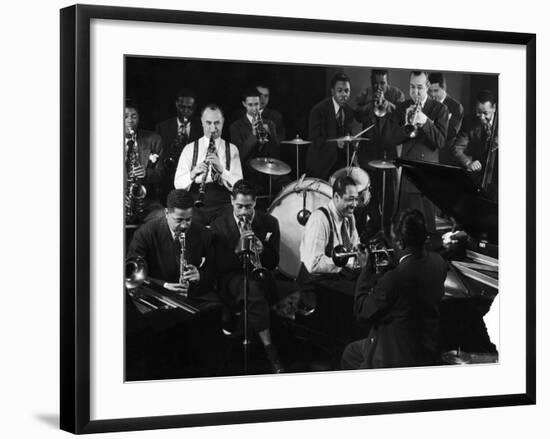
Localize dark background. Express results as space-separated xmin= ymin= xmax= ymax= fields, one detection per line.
xmin=126 ymin=56 xmax=498 ymax=174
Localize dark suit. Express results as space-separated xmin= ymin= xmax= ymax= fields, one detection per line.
xmin=378 ymin=98 xmax=449 ymax=231
xmin=210 ymin=210 xmax=280 ymax=332
xmin=306 ymin=97 xmax=355 ymax=180
xmin=439 ymin=95 xmax=464 ymax=165
xmin=155 ymin=117 xmax=202 ymax=202
xmin=127 ymin=216 xmax=214 ymax=299
xmin=342 ymin=250 xmax=447 ymax=369
xmin=230 ymin=115 xmax=285 ymax=194
xmin=453 ymin=118 xmax=498 ymax=201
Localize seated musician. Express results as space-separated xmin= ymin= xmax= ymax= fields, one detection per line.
xmin=174 ymin=104 xmax=243 ymax=224
xmin=298 ymin=175 xmax=367 ymax=297
xmin=126 ymin=189 xmax=215 ymax=298
xmin=124 ymin=99 xmax=164 ymax=224
xmin=229 ymin=87 xmax=287 ymax=194
xmin=453 ymin=90 xmax=498 ymax=201
xmin=210 ymin=179 xmax=284 ymax=374
xmin=341 ymin=209 xmax=447 ymax=369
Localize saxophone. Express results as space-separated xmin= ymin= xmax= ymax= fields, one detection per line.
xmin=177 ymin=228 xmax=190 ymax=295
xmin=125 ymin=128 xmax=147 ymax=222
xmin=195 ymin=133 xmax=216 ymax=208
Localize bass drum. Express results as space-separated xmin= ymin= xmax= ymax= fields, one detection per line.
xmin=268 ymin=178 xmax=332 ymax=279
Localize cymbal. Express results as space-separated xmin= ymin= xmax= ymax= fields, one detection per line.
xmin=280 ymin=136 xmax=312 ymax=145
xmin=327 ymin=135 xmax=370 ymax=142
xmin=249 ymin=157 xmax=291 ymax=176
xmin=329 ymin=167 xmax=370 ymax=192
xmin=368 ymin=159 xmax=396 ymax=169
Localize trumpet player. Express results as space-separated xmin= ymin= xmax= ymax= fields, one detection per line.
xmin=299 ymin=176 xmax=367 ymax=297
xmin=126 ymin=189 xmax=215 ymax=297
xmin=174 ymin=104 xmax=243 ymax=224
xmin=124 ymin=100 xmax=164 ymax=223
xmin=210 ymin=180 xmax=284 ymax=373
xmin=376 ymin=71 xmax=449 ymax=233
xmin=230 ymin=87 xmax=284 ymax=194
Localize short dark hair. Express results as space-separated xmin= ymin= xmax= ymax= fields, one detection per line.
xmin=125 ymin=98 xmax=139 ymax=113
xmin=394 ymin=209 xmax=427 ymax=250
xmin=330 ymin=73 xmax=351 ymax=89
xmin=232 ymin=179 xmax=257 ymax=200
xmin=241 ymin=87 xmax=261 ymax=102
xmin=176 ymin=88 xmax=197 ymax=101
xmin=256 ymin=84 xmax=270 ymax=91
xmin=200 ymin=103 xmax=225 ymax=118
xmin=476 ymin=89 xmax=496 ymax=106
xmin=409 ymin=71 xmax=429 ymax=82
xmin=371 ymin=69 xmax=388 ymax=80
xmin=166 ymin=189 xmax=194 ymax=210
xmin=332 ymin=176 xmax=356 ymax=197
xmin=428 ymin=72 xmax=446 ymax=89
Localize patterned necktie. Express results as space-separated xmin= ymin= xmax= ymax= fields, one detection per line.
xmin=336 ymin=107 xmax=345 ymax=136
xmin=178 ymin=121 xmax=189 ymax=146
xmin=341 ymin=217 xmax=352 ymax=251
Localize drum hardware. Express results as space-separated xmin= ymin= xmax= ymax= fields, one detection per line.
xmin=328 ymin=124 xmax=375 ymax=168
xmin=268 ymin=177 xmax=332 ymax=279
xmin=368 ymin=153 xmax=397 ymax=234
xmin=281 ymin=135 xmax=312 ymax=180
xmin=249 ymin=157 xmax=291 ymax=202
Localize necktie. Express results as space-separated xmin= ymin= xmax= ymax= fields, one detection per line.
xmin=336 ymin=107 xmax=345 ymax=136
xmin=341 ymin=217 xmax=352 ymax=251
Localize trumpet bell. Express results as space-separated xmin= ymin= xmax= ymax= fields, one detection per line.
xmin=130 ymin=183 xmax=147 ymax=200
xmin=125 ymin=257 xmax=147 ymax=290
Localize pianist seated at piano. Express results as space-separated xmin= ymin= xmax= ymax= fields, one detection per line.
xmin=341 ymin=209 xmax=447 ymax=370
xmin=126 ymin=189 xmax=215 ymax=299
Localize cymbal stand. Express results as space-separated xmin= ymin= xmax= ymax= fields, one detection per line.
xmin=241 ymin=248 xmax=251 ymax=374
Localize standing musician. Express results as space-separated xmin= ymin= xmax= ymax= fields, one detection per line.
xmin=230 ymin=87 xmax=284 ymax=194
xmin=174 ymin=104 xmax=243 ymax=224
xmin=155 ymin=88 xmax=203 ymax=203
xmin=453 ymin=90 xmax=498 ymax=201
xmin=126 ymin=189 xmax=214 ymax=298
xmin=341 ymin=209 xmax=447 ymax=369
xmin=376 ymin=71 xmax=449 ymax=233
xmin=299 ymin=176 xmax=367 ymax=297
xmin=306 ymin=73 xmax=356 ymax=180
xmin=124 ymin=100 xmax=164 ymax=224
xmin=428 ymin=72 xmax=465 ymax=165
xmin=210 ymin=180 xmax=284 ymax=374
xmin=256 ymin=84 xmax=286 ymax=142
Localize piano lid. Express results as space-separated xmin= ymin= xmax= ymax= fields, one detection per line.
xmin=396 ymin=159 xmax=498 ymax=245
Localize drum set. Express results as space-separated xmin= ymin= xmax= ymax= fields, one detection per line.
xmin=249 ymin=132 xmax=397 ymax=279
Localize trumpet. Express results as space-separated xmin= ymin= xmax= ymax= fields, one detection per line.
xmin=406 ymin=98 xmax=422 ymax=138
xmin=373 ymin=87 xmax=387 ymax=117
xmin=237 ymin=215 xmax=268 ymax=280
xmin=195 ymin=133 xmax=216 ymax=208
xmin=253 ymin=111 xmax=269 ymax=145
xmin=331 ymin=244 xmax=367 ymax=270
xmin=125 ymin=128 xmax=147 ymax=222
xmin=177 ymin=228 xmax=190 ymax=295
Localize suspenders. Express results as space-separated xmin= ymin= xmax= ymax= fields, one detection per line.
xmin=191 ymin=139 xmax=231 ymax=171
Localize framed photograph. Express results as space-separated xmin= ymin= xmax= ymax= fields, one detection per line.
xmin=60 ymin=4 xmax=536 ymax=434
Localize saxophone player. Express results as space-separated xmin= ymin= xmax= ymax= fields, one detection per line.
xmin=210 ymin=180 xmax=284 ymax=373
xmin=124 ymin=100 xmax=164 ymax=223
xmin=126 ymin=189 xmax=215 ymax=297
xmin=174 ymin=104 xmax=243 ymax=224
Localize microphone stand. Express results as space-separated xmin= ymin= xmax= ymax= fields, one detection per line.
xmin=238 ymin=239 xmax=253 ymax=374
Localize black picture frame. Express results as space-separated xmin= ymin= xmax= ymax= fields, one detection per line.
xmin=60 ymin=4 xmax=536 ymax=434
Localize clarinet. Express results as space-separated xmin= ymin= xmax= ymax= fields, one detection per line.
xmin=178 ymin=229 xmax=190 ymax=294
xmin=195 ymin=133 xmax=216 ymax=208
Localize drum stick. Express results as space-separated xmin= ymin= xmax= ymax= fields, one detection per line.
xmin=354 ymin=124 xmax=375 ymax=138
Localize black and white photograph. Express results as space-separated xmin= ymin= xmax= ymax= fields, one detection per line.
xmin=123 ymin=57 xmax=500 ymax=381
xmin=52 ymin=2 xmax=539 ymax=436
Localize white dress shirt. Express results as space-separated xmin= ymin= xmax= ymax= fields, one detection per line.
xmin=299 ymin=200 xmax=360 ymax=274
xmin=174 ymin=136 xmax=243 ymax=191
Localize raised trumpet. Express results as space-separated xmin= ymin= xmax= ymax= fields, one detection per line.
xmin=373 ymin=87 xmax=387 ymax=118
xmin=407 ymin=98 xmax=422 ymax=138
xmin=253 ymin=111 xmax=269 ymax=145
xmin=236 ymin=214 xmax=269 ymax=280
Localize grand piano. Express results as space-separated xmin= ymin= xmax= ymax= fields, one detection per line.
xmin=398 ymin=158 xmax=499 ymax=364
